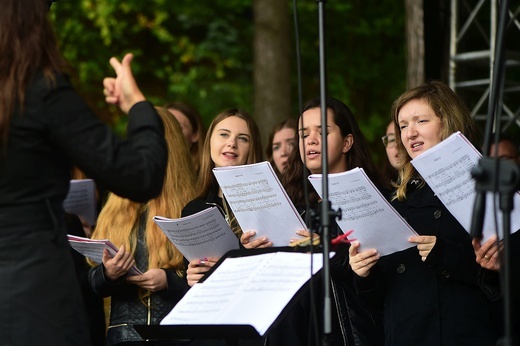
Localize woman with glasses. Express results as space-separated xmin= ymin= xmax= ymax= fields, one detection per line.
xmin=382 ymin=121 xmax=400 ymax=169
xmin=381 ymin=121 xmax=400 ymax=187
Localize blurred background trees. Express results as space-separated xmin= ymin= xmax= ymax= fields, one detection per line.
xmin=50 ymin=0 xmax=407 ymax=164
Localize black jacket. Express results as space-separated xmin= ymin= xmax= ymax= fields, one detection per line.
xmin=0 ymin=71 xmax=167 ymax=346
xmin=267 ymin=204 xmax=384 ymax=346
xmin=182 ymin=184 xmax=226 ymax=219
xmin=355 ymin=181 xmax=501 ymax=345
xmin=478 ymin=231 xmax=520 ymax=339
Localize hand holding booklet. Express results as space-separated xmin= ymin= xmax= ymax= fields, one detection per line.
xmin=308 ymin=168 xmax=418 ymax=256
xmin=410 ymin=131 xmax=520 ymax=242
xmin=67 ymin=235 xmax=142 ymax=275
xmin=212 ymin=161 xmax=307 ymax=246
xmin=153 ymin=207 xmax=240 ymax=262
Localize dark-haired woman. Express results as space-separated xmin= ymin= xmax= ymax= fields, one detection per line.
xmin=270 ymin=97 xmax=385 ymax=346
xmin=0 ymin=1 xmax=167 ymax=345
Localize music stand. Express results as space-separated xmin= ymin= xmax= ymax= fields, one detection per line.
xmin=135 ymin=247 xmax=330 ymax=345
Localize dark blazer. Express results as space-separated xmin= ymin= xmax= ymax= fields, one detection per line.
xmin=182 ymin=183 xmax=225 ymax=219
xmin=0 ymin=71 xmax=167 ymax=346
xmin=355 ymin=181 xmax=501 ymax=345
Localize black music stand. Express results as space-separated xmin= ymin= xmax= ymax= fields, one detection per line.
xmin=135 ymin=247 xmax=329 ymax=345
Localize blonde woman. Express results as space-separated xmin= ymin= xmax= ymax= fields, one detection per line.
xmin=181 ymin=109 xmax=270 ymax=286
xmin=88 ymin=108 xmax=197 ymax=346
xmin=349 ymin=81 xmax=501 ymax=345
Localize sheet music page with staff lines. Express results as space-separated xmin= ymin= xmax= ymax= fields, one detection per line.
xmin=213 ymin=162 xmax=307 ymax=247
xmin=411 ymin=131 xmax=520 ymax=241
xmin=154 ymin=207 xmax=239 ymax=262
xmin=160 ymin=251 xmax=325 ymax=336
xmin=309 ymin=168 xmax=418 ymax=256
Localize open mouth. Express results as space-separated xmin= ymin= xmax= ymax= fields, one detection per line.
xmin=223 ymin=152 xmax=238 ymax=158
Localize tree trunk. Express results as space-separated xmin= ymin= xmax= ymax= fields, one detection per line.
xmin=406 ymin=0 xmax=425 ymax=88
xmin=253 ymin=0 xmax=291 ymax=155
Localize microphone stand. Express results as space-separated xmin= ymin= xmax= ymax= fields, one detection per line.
xmin=316 ymin=1 xmax=341 ymax=344
xmin=470 ymin=0 xmax=519 ymax=344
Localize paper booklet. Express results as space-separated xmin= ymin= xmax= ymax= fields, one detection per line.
xmin=67 ymin=235 xmax=143 ymax=276
xmin=63 ymin=179 xmax=97 ymax=226
xmin=153 ymin=207 xmax=240 ymax=262
xmin=212 ymin=161 xmax=307 ymax=247
xmin=308 ymin=168 xmax=418 ymax=256
xmin=160 ymin=251 xmax=326 ymax=337
xmin=411 ymin=131 xmax=520 ymax=242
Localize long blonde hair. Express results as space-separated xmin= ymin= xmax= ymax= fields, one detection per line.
xmin=91 ymin=107 xmax=197 ymax=273
xmin=392 ymin=81 xmax=478 ymax=201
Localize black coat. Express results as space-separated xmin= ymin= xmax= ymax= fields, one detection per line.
xmin=267 ymin=204 xmax=384 ymax=346
xmin=0 ymin=71 xmax=167 ymax=346
xmin=355 ymin=181 xmax=501 ymax=345
xmin=478 ymin=231 xmax=520 ymax=339
xmin=182 ymin=184 xmax=226 ymax=219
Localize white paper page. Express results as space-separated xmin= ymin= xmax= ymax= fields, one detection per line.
xmin=160 ymin=252 xmax=325 ymax=336
xmin=212 ymin=162 xmax=307 ymax=246
xmin=63 ymin=179 xmax=97 ymax=226
xmin=67 ymin=235 xmax=142 ymax=275
xmin=153 ymin=207 xmax=240 ymax=262
xmin=308 ymin=168 xmax=418 ymax=256
xmin=411 ymin=132 xmax=520 ymax=242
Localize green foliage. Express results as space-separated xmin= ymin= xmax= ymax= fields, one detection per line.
xmin=50 ymin=0 xmax=405 ymax=165
xmin=293 ymin=1 xmax=406 ymax=164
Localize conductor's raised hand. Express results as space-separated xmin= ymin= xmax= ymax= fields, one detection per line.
xmin=349 ymin=241 xmax=380 ymax=278
xmin=103 ymin=53 xmax=145 ymax=114
xmin=102 ymin=245 xmax=136 ymax=281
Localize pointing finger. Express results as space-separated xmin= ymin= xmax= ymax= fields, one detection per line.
xmin=109 ymin=56 xmax=123 ymax=76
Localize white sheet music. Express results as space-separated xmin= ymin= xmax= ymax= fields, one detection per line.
xmin=308 ymin=168 xmax=418 ymax=256
xmin=411 ymin=131 xmax=520 ymax=242
xmin=212 ymin=162 xmax=307 ymax=246
xmin=67 ymin=235 xmax=142 ymax=275
xmin=153 ymin=207 xmax=240 ymax=261
xmin=63 ymin=179 xmax=97 ymax=226
xmin=160 ymin=251 xmax=325 ymax=336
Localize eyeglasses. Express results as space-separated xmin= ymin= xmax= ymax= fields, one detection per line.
xmin=382 ymin=134 xmax=397 ymax=148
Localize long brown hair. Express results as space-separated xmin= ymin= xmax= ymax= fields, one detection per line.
xmin=283 ymin=97 xmax=384 ymax=207
xmin=0 ymin=0 xmax=68 ymax=149
xmin=197 ymin=109 xmax=263 ymax=199
xmin=91 ymin=107 xmax=197 ymax=275
xmin=391 ymin=81 xmax=478 ymax=201
xmin=266 ymin=118 xmax=297 ymax=177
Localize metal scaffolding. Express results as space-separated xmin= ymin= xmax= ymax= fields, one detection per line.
xmin=449 ymin=0 xmax=520 ymax=131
